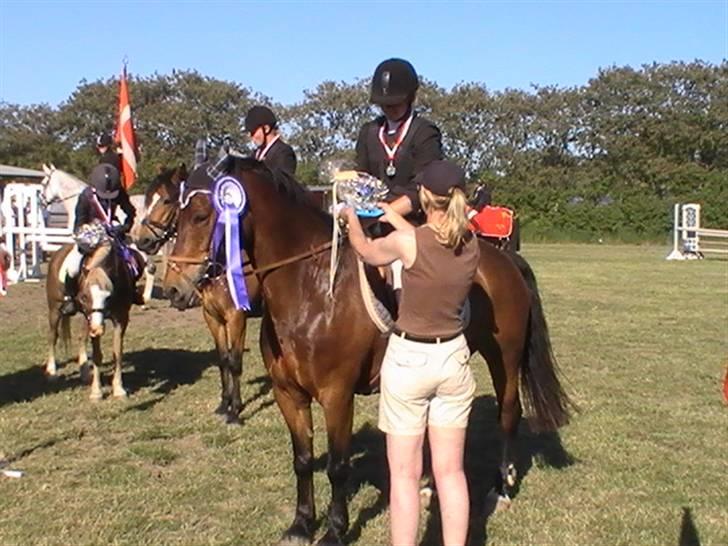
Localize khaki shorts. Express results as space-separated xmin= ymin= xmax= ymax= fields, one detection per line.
xmin=378 ymin=333 xmax=476 ymax=435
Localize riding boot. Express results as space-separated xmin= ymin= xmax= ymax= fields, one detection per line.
xmin=60 ymin=275 xmax=78 ymax=316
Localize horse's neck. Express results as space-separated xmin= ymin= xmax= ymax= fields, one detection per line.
xmin=249 ymin=181 xmax=331 ymax=269
xmin=56 ymin=171 xmax=85 ymax=196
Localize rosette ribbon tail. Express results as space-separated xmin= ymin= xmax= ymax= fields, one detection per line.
xmin=212 ymin=176 xmax=250 ymax=311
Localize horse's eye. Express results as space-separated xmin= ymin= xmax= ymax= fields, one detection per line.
xmin=163 ymin=198 xmax=173 ymax=205
xmin=193 ymin=213 xmax=209 ymax=224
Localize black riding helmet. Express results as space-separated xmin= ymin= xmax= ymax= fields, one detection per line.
xmin=96 ymin=132 xmax=113 ymax=147
xmin=370 ymin=58 xmax=419 ymax=106
xmin=245 ymin=106 xmax=278 ymax=133
xmin=89 ymin=164 xmax=121 ymax=199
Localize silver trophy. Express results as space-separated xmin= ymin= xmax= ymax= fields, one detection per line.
xmin=333 ymin=170 xmax=388 ymax=217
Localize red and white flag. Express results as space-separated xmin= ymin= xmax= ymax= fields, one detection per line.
xmin=115 ymin=64 xmax=138 ymax=189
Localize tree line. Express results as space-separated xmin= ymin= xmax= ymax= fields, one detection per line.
xmin=1 ymin=61 xmax=726 ymax=240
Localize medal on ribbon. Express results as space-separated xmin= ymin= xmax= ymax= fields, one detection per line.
xmin=378 ymin=112 xmax=414 ymax=179
xmin=211 ymin=175 xmax=250 ymax=310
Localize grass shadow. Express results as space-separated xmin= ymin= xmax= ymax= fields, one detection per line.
xmin=122 ymin=348 xmax=215 ymax=405
xmin=421 ymin=394 xmax=577 ymax=545
xmin=0 ymin=360 xmax=84 ymax=408
xmin=679 ymin=506 xmax=701 ymax=546
xmin=238 ymin=374 xmax=275 ymax=426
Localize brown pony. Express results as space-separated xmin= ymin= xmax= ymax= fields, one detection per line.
xmin=136 ymin=164 xmax=260 ymax=423
xmin=75 ymin=237 xmax=138 ymax=400
xmin=165 ymin=158 xmax=573 ymax=545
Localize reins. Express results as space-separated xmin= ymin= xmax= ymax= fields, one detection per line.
xmin=167 ymin=238 xmax=337 ymax=278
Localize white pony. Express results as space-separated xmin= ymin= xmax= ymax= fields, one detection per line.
xmin=40 ymin=163 xmax=155 ymax=304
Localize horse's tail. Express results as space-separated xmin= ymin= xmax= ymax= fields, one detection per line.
xmin=511 ymin=253 xmax=575 ymax=431
xmin=59 ymin=315 xmax=71 ymax=351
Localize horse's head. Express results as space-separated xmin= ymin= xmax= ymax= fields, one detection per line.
xmin=40 ymin=163 xmax=58 ymax=204
xmin=163 ymin=164 xmax=217 ymax=310
xmin=40 ymin=164 xmax=86 ymax=206
xmin=77 ymin=242 xmax=115 ymax=337
xmin=135 ymin=163 xmax=188 ymax=254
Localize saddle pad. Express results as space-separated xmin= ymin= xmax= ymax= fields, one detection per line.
xmin=470 ymin=206 xmax=514 ymax=238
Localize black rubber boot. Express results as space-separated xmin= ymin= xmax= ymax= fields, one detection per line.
xmin=60 ymin=275 xmax=78 ymax=316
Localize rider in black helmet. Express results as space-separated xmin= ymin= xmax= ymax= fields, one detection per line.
xmin=59 ymin=163 xmax=138 ymax=315
xmin=245 ymin=106 xmax=297 ymax=178
xmin=96 ymin=132 xmax=122 ymax=174
xmin=355 ymin=58 xmax=444 ymax=218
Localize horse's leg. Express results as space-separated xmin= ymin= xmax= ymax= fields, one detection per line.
xmin=111 ymin=314 xmax=129 ymax=398
xmin=275 ymin=387 xmax=316 ymax=545
xmin=261 ymin=315 xmax=316 ymax=545
xmin=317 ymin=394 xmax=354 ymax=546
xmin=78 ymin=317 xmax=89 ymax=377
xmin=224 ymin=310 xmax=246 ymax=424
xmin=489 ymin=345 xmax=522 ymax=504
xmin=142 ymin=268 xmax=154 ymax=305
xmin=202 ymin=306 xmax=232 ymax=417
xmin=467 ymin=282 xmax=523 ymax=505
xmin=45 ymin=306 xmax=61 ymax=377
xmin=89 ymin=335 xmax=103 ymax=401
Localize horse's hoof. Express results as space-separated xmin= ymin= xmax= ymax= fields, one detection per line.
xmin=279 ymin=534 xmax=312 ymax=546
xmin=46 ymin=372 xmax=60 ymax=382
xmin=113 ymin=390 xmax=128 ymax=399
xmin=315 ymin=529 xmax=343 ymax=546
xmin=420 ymin=485 xmax=435 ymax=509
xmin=89 ymin=392 xmax=103 ymax=402
xmin=495 ymin=494 xmax=512 ymax=512
xmin=213 ymin=403 xmax=228 ymax=416
xmin=224 ymin=413 xmax=241 ymax=426
xmin=279 ymin=521 xmax=313 ymax=546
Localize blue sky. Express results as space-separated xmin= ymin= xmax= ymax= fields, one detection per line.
xmin=1 ymin=1 xmax=726 ymax=107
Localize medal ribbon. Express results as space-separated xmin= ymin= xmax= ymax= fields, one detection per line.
xmin=377 ymin=113 xmax=414 ymax=168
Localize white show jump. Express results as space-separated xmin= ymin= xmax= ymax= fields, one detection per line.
xmin=666 ymin=203 xmax=728 ymax=260
xmin=1 ymin=183 xmax=74 ymax=280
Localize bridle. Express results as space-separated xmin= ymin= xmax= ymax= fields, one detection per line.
xmin=166 ymin=181 xmax=339 ymax=297
xmin=40 ymin=169 xmax=82 ymax=207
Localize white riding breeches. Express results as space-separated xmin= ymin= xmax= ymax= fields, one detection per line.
xmin=59 ymin=246 xmax=83 ymax=282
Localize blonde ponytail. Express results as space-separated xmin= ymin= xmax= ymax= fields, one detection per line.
xmin=419 ymin=187 xmax=470 ymax=249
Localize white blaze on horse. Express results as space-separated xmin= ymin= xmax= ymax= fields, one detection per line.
xmin=40 ymin=163 xmax=155 ymax=304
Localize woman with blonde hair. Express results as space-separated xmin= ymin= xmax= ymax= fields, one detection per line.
xmin=341 ymin=159 xmax=479 ymax=546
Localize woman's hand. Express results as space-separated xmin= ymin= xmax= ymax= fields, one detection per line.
xmin=377 ymin=202 xmax=396 ymax=224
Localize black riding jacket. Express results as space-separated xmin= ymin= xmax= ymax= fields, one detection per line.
xmin=256 ymin=138 xmax=297 ymax=179
xmin=355 ymin=113 xmax=443 ymax=209
xmin=73 ymin=186 xmax=136 ymax=233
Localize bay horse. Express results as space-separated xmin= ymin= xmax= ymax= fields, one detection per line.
xmin=165 ymin=158 xmax=573 ymax=546
xmin=136 ymin=164 xmax=260 ymax=423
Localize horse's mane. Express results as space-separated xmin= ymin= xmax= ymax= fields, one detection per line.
xmin=183 ymin=156 xmax=332 ymax=225
xmin=53 ymin=168 xmax=87 ymax=186
xmin=145 ymin=167 xmax=179 ymax=207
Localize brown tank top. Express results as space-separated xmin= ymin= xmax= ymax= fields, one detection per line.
xmin=396 ymin=225 xmax=480 ymax=337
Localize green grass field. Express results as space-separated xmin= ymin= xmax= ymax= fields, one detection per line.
xmin=1 ymin=244 xmax=726 ymax=546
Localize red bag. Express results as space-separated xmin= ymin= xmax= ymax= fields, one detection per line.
xmin=469 ymin=206 xmax=514 ymax=238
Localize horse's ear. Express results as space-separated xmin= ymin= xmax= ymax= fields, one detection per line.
xmin=156 ymin=164 xmax=165 ymax=175
xmin=50 ymin=163 xmax=56 ymax=170
xmin=42 ymin=163 xmax=50 ymax=174
xmin=179 ymin=162 xmax=188 ymax=179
